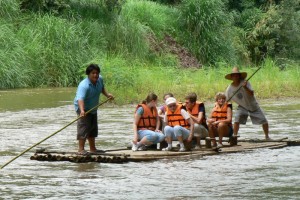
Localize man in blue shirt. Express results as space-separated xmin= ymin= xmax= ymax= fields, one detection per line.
xmin=74 ymin=64 xmax=114 ymax=154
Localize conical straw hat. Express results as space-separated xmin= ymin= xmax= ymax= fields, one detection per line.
xmin=225 ymin=67 xmax=247 ymax=80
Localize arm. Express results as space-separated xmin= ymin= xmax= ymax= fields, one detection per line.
xmin=187 ymin=118 xmax=194 ymax=142
xmin=189 ymin=111 xmax=204 ymax=124
xmin=226 ymin=106 xmax=232 ymax=124
xmin=164 ymin=113 xmax=168 ymax=124
xmin=206 ymin=109 xmax=215 ymax=124
xmin=133 ymin=113 xmax=141 ymax=143
xmin=155 ymin=115 xmax=161 ymax=132
xmin=158 ymin=106 xmax=165 ymax=119
xmin=242 ymin=81 xmax=254 ymax=96
xmin=78 ymin=100 xmax=85 ymax=117
xmin=182 ymin=109 xmax=194 ymax=142
xmin=189 ymin=104 xmax=205 ymax=124
xmin=102 ymin=87 xmax=114 ymax=99
xmin=77 ymin=84 xmax=87 ymax=117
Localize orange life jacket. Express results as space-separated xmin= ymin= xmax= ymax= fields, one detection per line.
xmin=136 ymin=104 xmax=157 ymax=131
xmin=166 ymin=104 xmax=190 ymax=129
xmin=211 ymin=102 xmax=232 ymax=125
xmin=185 ymin=101 xmax=207 ymax=127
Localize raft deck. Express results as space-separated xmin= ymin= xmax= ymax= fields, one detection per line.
xmin=30 ymin=138 xmax=300 ymax=164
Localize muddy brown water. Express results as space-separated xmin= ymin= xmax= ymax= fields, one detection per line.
xmin=0 ymin=88 xmax=299 ymax=199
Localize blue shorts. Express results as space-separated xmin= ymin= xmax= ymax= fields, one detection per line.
xmin=138 ymin=129 xmax=165 ymax=144
xmin=164 ymin=125 xmax=190 ymax=141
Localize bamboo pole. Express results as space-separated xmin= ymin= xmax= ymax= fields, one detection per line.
xmin=1 ymin=97 xmax=112 ymax=169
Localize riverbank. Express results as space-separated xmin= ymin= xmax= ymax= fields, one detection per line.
xmin=2 ymin=59 xmax=299 ymax=107
xmin=0 ymin=87 xmax=300 ymax=112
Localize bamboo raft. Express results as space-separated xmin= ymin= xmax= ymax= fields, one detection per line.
xmin=30 ymin=137 xmax=299 ymax=164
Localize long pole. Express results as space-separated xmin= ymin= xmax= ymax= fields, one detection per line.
xmin=1 ymin=97 xmax=112 ymax=170
xmin=227 ymin=67 xmax=262 ymax=102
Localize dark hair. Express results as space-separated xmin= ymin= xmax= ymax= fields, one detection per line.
xmin=142 ymin=93 xmax=158 ymax=104
xmin=163 ymin=93 xmax=174 ymax=100
xmin=86 ymin=64 xmax=100 ymax=75
xmin=185 ymin=92 xmax=197 ymax=103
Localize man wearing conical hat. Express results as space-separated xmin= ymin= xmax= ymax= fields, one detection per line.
xmin=225 ymin=67 xmax=270 ymax=140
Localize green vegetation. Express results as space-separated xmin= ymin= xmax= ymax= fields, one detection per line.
xmin=100 ymin=57 xmax=300 ymax=104
xmin=0 ymin=0 xmax=299 ymax=103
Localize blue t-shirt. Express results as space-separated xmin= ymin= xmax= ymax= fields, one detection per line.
xmin=74 ymin=76 xmax=104 ymax=114
xmin=136 ymin=107 xmax=144 ymax=115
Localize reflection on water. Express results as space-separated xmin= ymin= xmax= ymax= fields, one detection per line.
xmin=0 ymin=88 xmax=76 ymax=112
xmin=0 ymin=88 xmax=299 ymax=199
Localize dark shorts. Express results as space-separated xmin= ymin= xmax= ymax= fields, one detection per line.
xmin=215 ymin=125 xmax=233 ymax=137
xmin=77 ymin=112 xmax=98 ymax=140
xmin=228 ymin=126 xmax=233 ymax=137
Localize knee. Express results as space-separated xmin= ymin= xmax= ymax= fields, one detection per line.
xmin=164 ymin=126 xmax=173 ymax=137
xmin=173 ymin=126 xmax=181 ymax=134
xmin=208 ymin=123 xmax=213 ymax=129
xmin=158 ymin=133 xmax=165 ymax=142
xmin=218 ymin=122 xmax=227 ymax=128
xmin=173 ymin=125 xmax=181 ymax=132
xmin=147 ymin=134 xmax=158 ymax=143
xmin=164 ymin=126 xmax=171 ymax=132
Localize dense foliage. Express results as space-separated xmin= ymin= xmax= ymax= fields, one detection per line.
xmin=0 ymin=0 xmax=299 ymax=93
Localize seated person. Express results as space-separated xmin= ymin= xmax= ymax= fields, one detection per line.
xmin=163 ymin=97 xmax=194 ymax=152
xmin=158 ymin=93 xmax=174 ymax=119
xmin=184 ymin=92 xmax=208 ymax=149
xmin=207 ymin=92 xmax=233 ymax=148
xmin=132 ymin=93 xmax=165 ymax=151
xmin=158 ymin=93 xmax=174 ymax=132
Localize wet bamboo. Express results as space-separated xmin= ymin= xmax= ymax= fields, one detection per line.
xmin=0 ymin=97 xmax=112 ymax=169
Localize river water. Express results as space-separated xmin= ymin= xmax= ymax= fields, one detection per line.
xmin=0 ymin=88 xmax=299 ymax=200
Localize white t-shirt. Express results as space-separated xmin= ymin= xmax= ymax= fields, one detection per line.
xmin=225 ymin=81 xmax=260 ymax=112
xmin=164 ymin=109 xmax=190 ymax=123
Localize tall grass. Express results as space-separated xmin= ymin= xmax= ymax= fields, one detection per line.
xmin=0 ymin=13 xmax=106 ymax=88
xmin=0 ymin=0 xmax=299 ymax=102
xmin=103 ymin=0 xmax=178 ymax=60
xmin=68 ymin=0 xmax=118 ymax=22
xmin=252 ymin=58 xmax=300 ymax=98
xmin=121 ymin=0 xmax=177 ymax=37
xmin=96 ymin=57 xmax=300 ymax=105
xmin=178 ymin=0 xmax=237 ymax=64
xmin=0 ymin=0 xmax=20 ymax=20
xmin=23 ymin=15 xmax=97 ymax=87
xmin=0 ymin=21 xmax=33 ymax=88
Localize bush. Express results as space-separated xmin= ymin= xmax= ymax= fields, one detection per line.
xmin=20 ymin=0 xmax=70 ymax=15
xmin=178 ymin=0 xmax=237 ymax=65
xmin=276 ymin=0 xmax=300 ymax=61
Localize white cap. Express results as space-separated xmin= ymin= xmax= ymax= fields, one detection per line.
xmin=165 ymin=97 xmax=176 ymax=105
